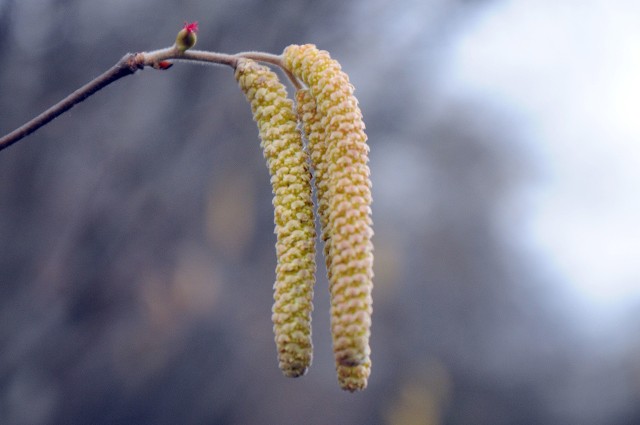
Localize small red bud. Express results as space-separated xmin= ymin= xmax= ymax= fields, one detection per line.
xmin=156 ymin=61 xmax=173 ymax=70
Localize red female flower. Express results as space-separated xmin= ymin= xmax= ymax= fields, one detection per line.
xmin=183 ymin=21 xmax=198 ymax=34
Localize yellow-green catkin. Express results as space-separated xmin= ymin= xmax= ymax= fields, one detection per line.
xmin=285 ymin=45 xmax=374 ymax=391
xmin=235 ymin=58 xmax=316 ymax=377
xmin=297 ymin=88 xmax=370 ymax=392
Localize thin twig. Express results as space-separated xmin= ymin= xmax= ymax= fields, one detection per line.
xmin=235 ymin=51 xmax=302 ymax=90
xmin=0 ymin=46 xmax=295 ymax=152
xmin=180 ymin=50 xmax=238 ymax=68
xmin=235 ymin=51 xmax=283 ymax=67
xmin=0 ymin=53 xmax=143 ymax=152
xmin=282 ymin=68 xmax=303 ymax=91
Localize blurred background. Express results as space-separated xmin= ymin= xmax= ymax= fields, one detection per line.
xmin=1 ymin=0 xmax=639 ymax=424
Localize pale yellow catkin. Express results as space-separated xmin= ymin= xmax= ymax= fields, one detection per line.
xmin=286 ymin=45 xmax=373 ymax=391
xmin=235 ymin=58 xmax=316 ymax=377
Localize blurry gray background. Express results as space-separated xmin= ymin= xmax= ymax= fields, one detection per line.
xmin=1 ymin=0 xmax=640 ymax=424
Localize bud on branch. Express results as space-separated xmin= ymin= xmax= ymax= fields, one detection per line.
xmin=175 ymin=21 xmax=198 ymax=52
xmin=0 ymin=26 xmax=375 ymax=393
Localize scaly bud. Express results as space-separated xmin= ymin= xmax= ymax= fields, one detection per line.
xmin=175 ymin=21 xmax=198 ymax=52
xmin=285 ymin=44 xmax=373 ymax=391
xmin=235 ymin=58 xmax=316 ymax=378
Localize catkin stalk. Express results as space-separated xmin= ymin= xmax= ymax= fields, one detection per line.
xmin=295 ymin=90 xmax=332 ymax=269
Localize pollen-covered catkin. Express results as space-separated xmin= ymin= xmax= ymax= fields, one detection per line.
xmin=235 ymin=58 xmax=316 ymax=377
xmin=285 ymin=45 xmax=374 ymax=391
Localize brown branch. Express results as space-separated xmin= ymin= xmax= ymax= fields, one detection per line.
xmin=180 ymin=50 xmax=238 ymax=68
xmin=0 ymin=46 xmax=295 ymax=153
xmin=0 ymin=53 xmax=144 ymax=152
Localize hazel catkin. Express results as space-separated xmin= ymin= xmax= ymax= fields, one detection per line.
xmin=235 ymin=58 xmax=316 ymax=377
xmin=285 ymin=45 xmax=374 ymax=391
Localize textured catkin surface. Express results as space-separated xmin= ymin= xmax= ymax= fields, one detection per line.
xmin=235 ymin=58 xmax=316 ymax=377
xmin=285 ymin=45 xmax=373 ymax=391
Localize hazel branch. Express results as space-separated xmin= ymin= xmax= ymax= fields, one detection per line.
xmin=0 ymin=24 xmax=298 ymax=152
xmin=0 ymin=24 xmax=376 ymax=392
xmin=0 ymin=53 xmax=141 ymax=152
xmin=0 ymin=46 xmax=241 ymax=152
